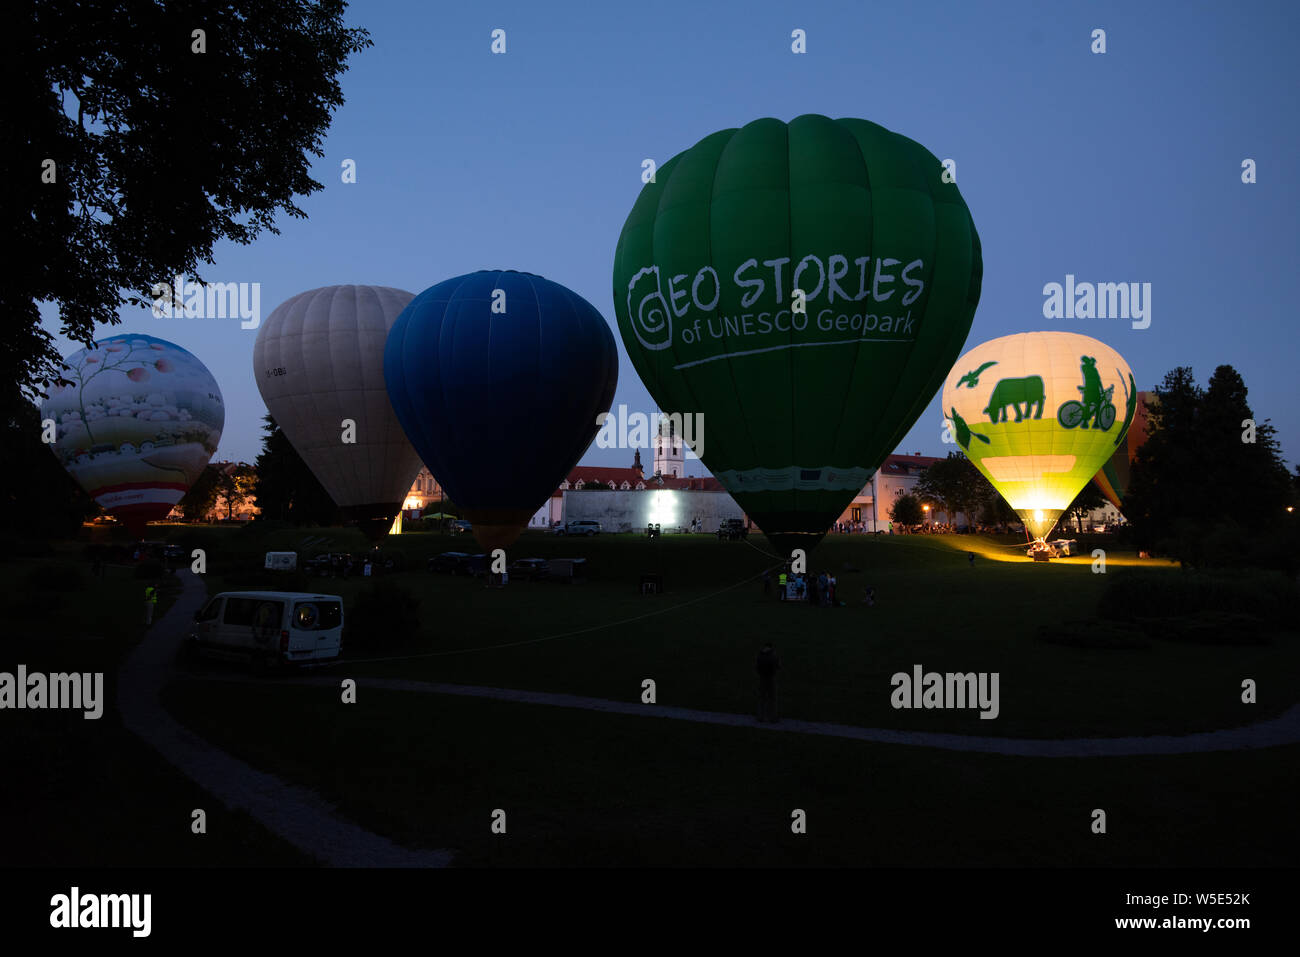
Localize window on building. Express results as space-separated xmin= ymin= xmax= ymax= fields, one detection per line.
xmin=852 ymin=507 xmax=861 ymax=521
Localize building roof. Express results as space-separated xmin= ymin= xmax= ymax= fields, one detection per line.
xmin=877 ymin=453 xmax=944 ymax=476
xmin=562 ymin=466 xmax=646 ymax=489
xmin=555 ymin=464 xmax=725 ymax=494
xmin=647 ymin=474 xmax=725 ymax=491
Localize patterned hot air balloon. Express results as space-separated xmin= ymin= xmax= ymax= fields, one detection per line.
xmin=254 ymin=285 xmax=424 ymax=540
xmin=384 ymin=270 xmax=618 ymax=551
xmin=41 ymin=334 xmax=224 ymax=537
xmin=613 ymin=114 xmax=982 ymax=555
xmin=942 ymin=332 xmax=1135 ymax=543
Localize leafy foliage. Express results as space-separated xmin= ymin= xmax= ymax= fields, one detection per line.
xmin=178 ymin=465 xmax=222 ymax=522
xmin=1125 ymin=365 xmax=1291 ymax=565
xmin=4 ymin=1 xmax=371 ymax=414
xmin=0 ymin=399 xmax=98 ymax=537
xmin=1063 ymin=482 xmax=1107 ymax=535
xmin=914 ymin=452 xmax=987 ymax=524
xmin=252 ymin=415 xmax=339 ymax=526
xmin=888 ymin=493 xmax=924 ymax=526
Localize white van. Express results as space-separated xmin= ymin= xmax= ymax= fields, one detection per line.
xmin=264 ymin=551 xmax=298 ymax=571
xmin=184 ymin=591 xmax=344 ymax=671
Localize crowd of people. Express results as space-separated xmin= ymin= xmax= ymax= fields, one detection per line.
xmin=825 ymin=520 xmax=1010 ymax=535
xmin=763 ymin=567 xmax=846 ymax=606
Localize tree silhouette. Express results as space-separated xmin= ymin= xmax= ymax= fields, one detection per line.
xmin=5 ymin=1 xmax=371 ymax=415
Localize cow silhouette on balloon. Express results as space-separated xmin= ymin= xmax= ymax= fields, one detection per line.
xmin=982 ymin=375 xmax=1045 ymax=423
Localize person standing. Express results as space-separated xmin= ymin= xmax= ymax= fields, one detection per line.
xmin=755 ymin=643 xmax=780 ymax=723
xmin=828 ymin=573 xmax=837 ymax=606
xmin=143 ymin=583 xmax=158 ymax=626
xmin=777 ymin=569 xmax=787 ymax=600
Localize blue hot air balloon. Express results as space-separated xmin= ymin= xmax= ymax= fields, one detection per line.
xmin=384 ymin=270 xmax=618 ymax=550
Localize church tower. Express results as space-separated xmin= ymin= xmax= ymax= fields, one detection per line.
xmin=654 ymin=415 xmax=684 ymax=478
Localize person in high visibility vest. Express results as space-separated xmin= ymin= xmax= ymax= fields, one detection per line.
xmin=143 ymin=584 xmax=158 ymax=625
xmin=777 ymin=570 xmax=787 ymax=601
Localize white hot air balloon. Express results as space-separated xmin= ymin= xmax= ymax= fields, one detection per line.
xmin=254 ymin=285 xmax=423 ymax=540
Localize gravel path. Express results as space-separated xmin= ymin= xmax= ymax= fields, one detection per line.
xmin=118 ymin=573 xmax=452 ymax=867
xmin=278 ymin=675 xmax=1300 ymax=758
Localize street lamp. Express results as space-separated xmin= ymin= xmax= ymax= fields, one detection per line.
xmin=923 ymin=503 xmax=930 ymax=528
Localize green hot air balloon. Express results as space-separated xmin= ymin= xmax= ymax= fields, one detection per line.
xmin=613 ymin=114 xmax=982 ymax=553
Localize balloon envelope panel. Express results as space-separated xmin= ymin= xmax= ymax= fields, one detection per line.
xmin=612 ymin=114 xmax=982 ymax=553
xmin=384 ymin=270 xmax=618 ymax=549
xmin=941 ymin=331 xmax=1135 ymax=540
xmin=1093 ymin=391 xmax=1155 ymax=510
xmin=41 ymin=334 xmax=224 ymax=533
xmin=254 ymin=285 xmax=424 ymax=529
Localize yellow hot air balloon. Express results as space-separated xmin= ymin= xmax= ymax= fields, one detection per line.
xmin=942 ymin=332 xmax=1136 ymax=543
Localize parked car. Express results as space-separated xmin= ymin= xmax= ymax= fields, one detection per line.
xmin=547 ymin=521 xmax=565 ymax=534
xmin=508 ymin=557 xmax=550 ymax=581
xmin=717 ymin=518 xmax=748 ymax=540
xmin=183 ymin=591 xmax=344 ymax=672
xmin=366 ymin=549 xmax=404 ymax=573
xmin=547 ymin=557 xmax=588 ymax=582
xmin=428 ymin=551 xmax=471 ymax=574
xmin=559 ymin=520 xmax=601 ymax=536
xmin=304 ymin=552 xmax=355 ymax=577
xmin=130 ymin=540 xmax=167 ymax=561
xmin=450 ymin=519 xmax=473 ymax=534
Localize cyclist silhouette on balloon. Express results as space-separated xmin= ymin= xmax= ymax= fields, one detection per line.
xmin=1058 ymin=356 xmax=1116 ymax=430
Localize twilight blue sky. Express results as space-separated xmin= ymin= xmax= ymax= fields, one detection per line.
xmin=42 ymin=0 xmax=1300 ymax=473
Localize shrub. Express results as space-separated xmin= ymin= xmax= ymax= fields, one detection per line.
xmin=1098 ymin=569 xmax=1298 ymax=632
xmin=344 ymin=581 xmax=423 ymax=653
xmin=1136 ymin=612 xmax=1270 ymax=645
xmin=24 ymin=563 xmax=85 ymax=592
xmin=0 ymin=534 xmax=54 ymax=561
xmin=1155 ymin=518 xmax=1300 ymax=575
xmin=234 ymin=520 xmax=292 ymax=543
xmin=1037 ymin=619 xmax=1151 ymax=650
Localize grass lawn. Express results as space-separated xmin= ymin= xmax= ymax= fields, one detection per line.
xmin=177 ymin=527 xmax=1298 ymax=739
xmin=161 ymin=678 xmax=1300 ymax=867
xmin=11 ymin=525 xmax=1295 ymax=867
xmin=0 ymin=543 xmax=310 ymax=866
